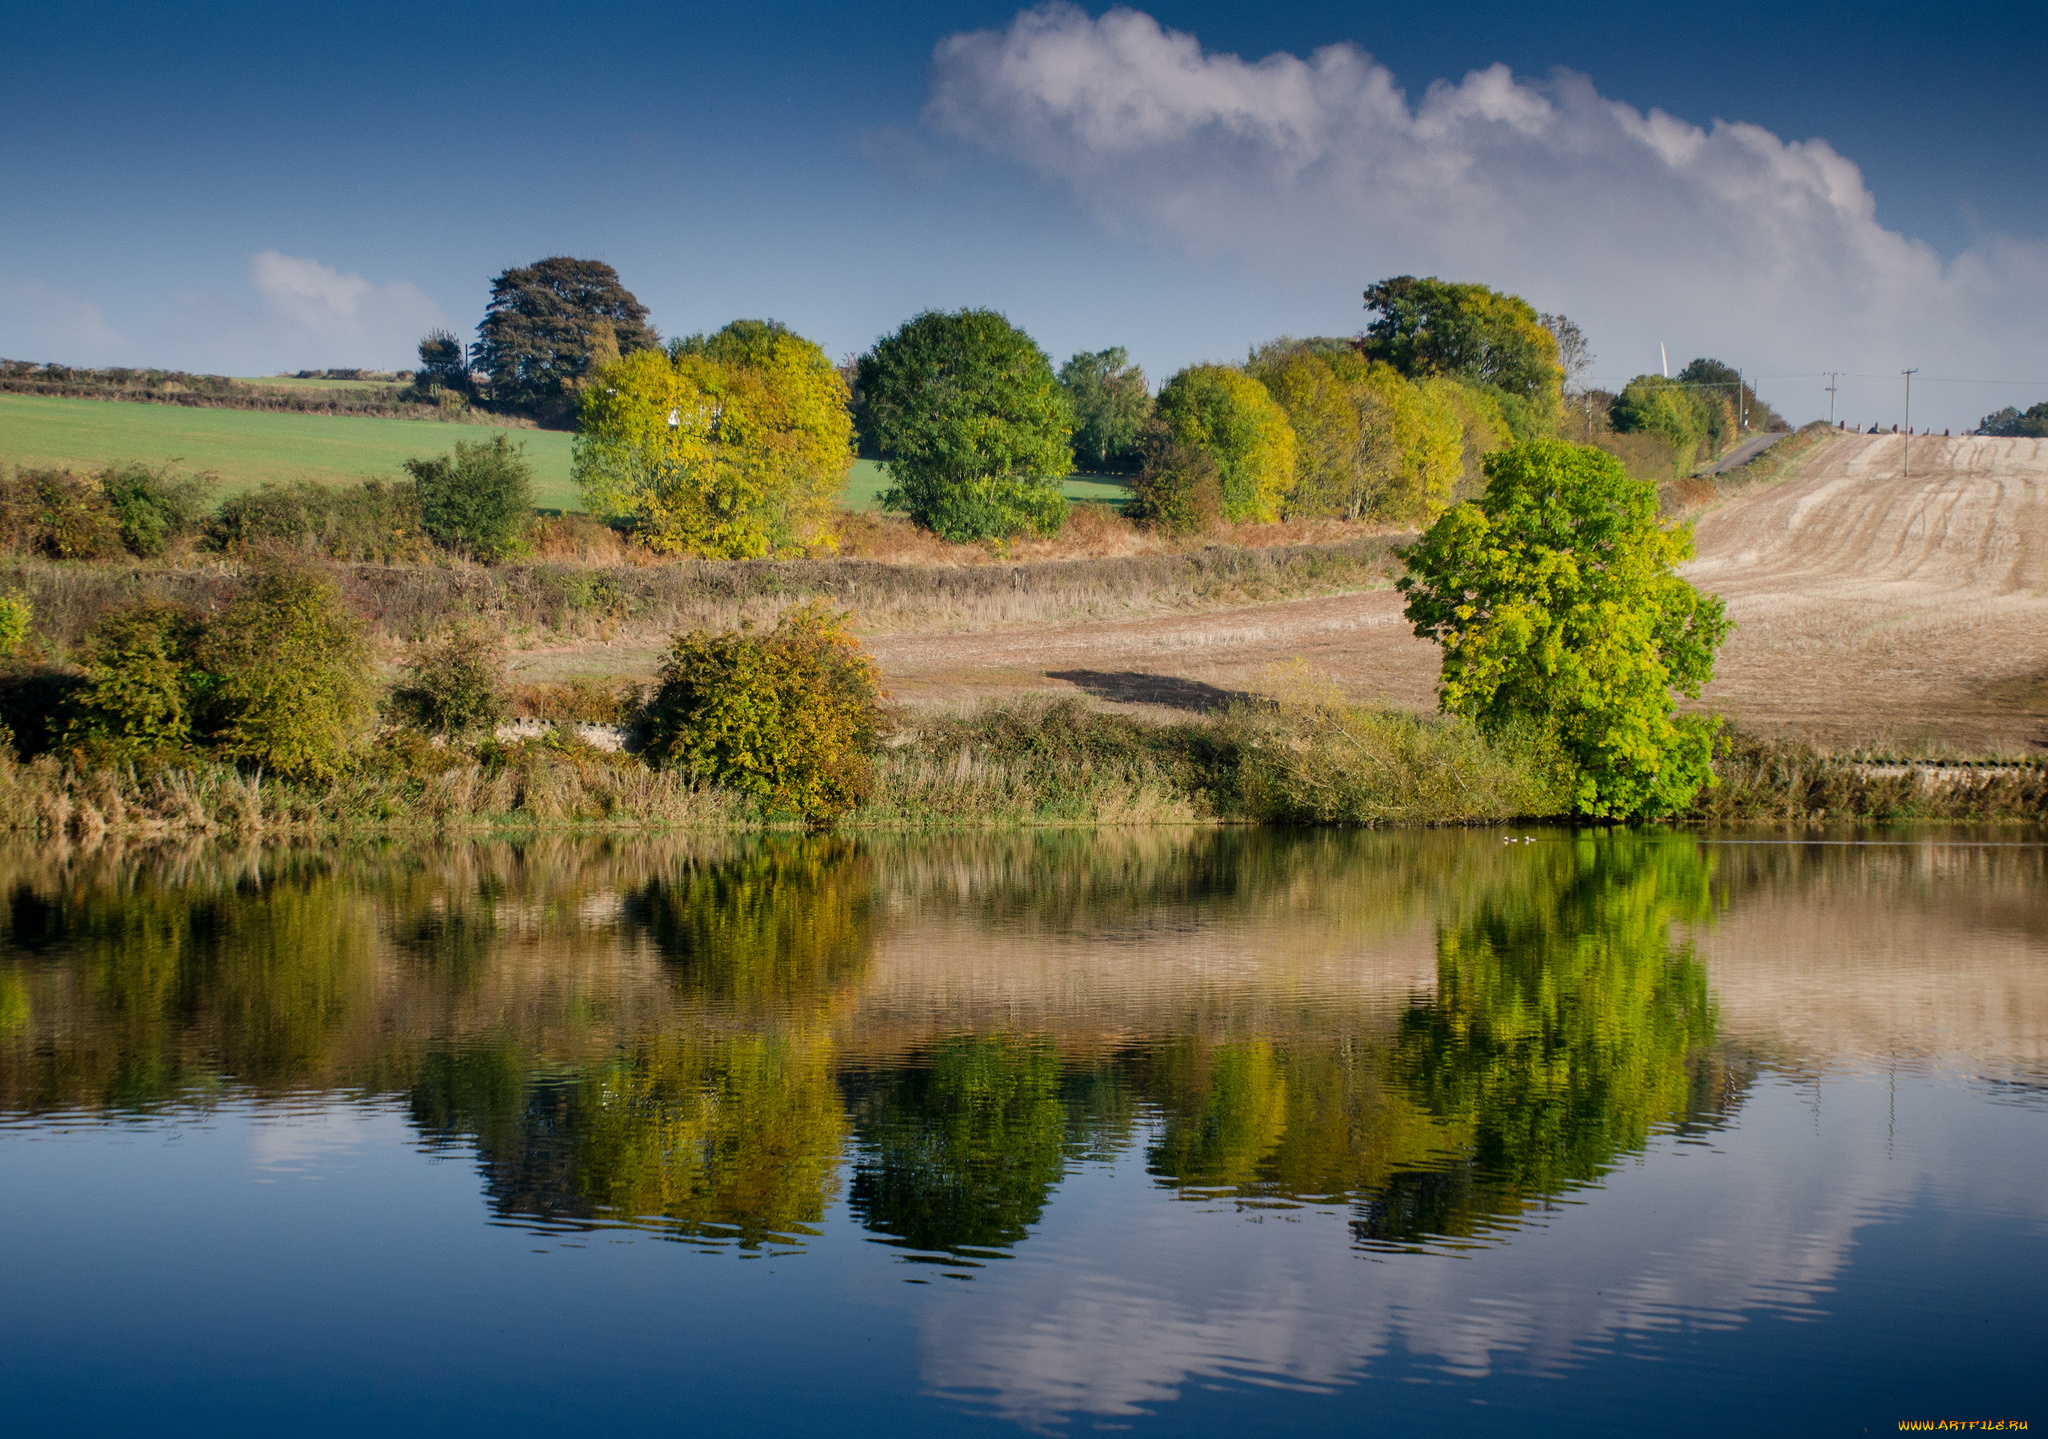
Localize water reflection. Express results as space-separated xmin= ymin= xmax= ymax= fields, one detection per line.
xmin=1 ymin=828 xmax=2041 ymax=1270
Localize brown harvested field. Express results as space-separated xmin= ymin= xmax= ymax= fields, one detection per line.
xmin=1686 ymin=432 xmax=2048 ymax=751
xmin=470 ymin=431 xmax=2048 ymax=750
xmin=856 ymin=432 xmax=2048 ymax=751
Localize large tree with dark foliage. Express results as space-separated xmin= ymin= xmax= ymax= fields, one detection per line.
xmin=856 ymin=309 xmax=1073 ymax=542
xmin=1360 ymin=276 xmax=1561 ymax=405
xmin=1979 ymin=402 xmax=2048 ymax=437
xmin=473 ymin=257 xmax=657 ymax=419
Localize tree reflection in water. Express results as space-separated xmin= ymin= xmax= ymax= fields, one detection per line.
xmin=0 ymin=829 xmax=1746 ymax=1258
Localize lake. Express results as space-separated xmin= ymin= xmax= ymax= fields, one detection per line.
xmin=1 ymin=828 xmax=2041 ymax=1435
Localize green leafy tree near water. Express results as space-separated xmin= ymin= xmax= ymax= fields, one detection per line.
xmin=1399 ymin=440 xmax=1730 ymax=818
xmin=857 ymin=309 xmax=1074 ymax=542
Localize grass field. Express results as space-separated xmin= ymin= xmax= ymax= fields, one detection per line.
xmin=0 ymin=393 xmax=1130 ymax=516
xmin=230 ymin=376 xmax=404 ymax=393
xmin=838 ymin=460 xmax=1132 ymax=512
xmin=0 ymin=393 xmax=584 ymax=509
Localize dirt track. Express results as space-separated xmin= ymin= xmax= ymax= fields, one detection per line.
xmin=871 ymin=433 xmax=2048 ymax=751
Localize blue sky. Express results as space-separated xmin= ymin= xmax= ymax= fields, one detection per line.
xmin=3 ymin=1 xmax=2044 ymax=428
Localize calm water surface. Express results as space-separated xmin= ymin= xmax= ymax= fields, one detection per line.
xmin=1 ymin=829 xmax=2042 ymax=1435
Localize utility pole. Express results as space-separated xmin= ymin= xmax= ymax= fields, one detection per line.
xmin=1737 ymin=368 xmax=1746 ymax=432
xmin=1902 ymin=369 xmax=1917 ymax=480
xmin=1825 ymin=372 xmax=1840 ymax=426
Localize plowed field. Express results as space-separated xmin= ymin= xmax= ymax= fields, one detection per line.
xmin=868 ymin=433 xmax=2048 ymax=751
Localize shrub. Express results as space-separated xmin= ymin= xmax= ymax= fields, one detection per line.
xmin=0 ymin=590 xmax=28 ymax=656
xmin=195 ymin=565 xmax=373 ymax=778
xmin=99 ymin=463 xmax=212 ymax=558
xmin=392 ymin=627 xmax=507 ymax=736
xmin=1 ymin=468 xmax=124 ymax=559
xmin=206 ymin=479 xmax=431 ymax=562
xmin=59 ymin=601 xmax=208 ymax=757
xmin=646 ymin=601 xmax=881 ymax=822
xmin=404 ymin=433 xmax=534 ymax=562
xmin=1128 ymin=428 xmax=1222 ymax=535
xmin=0 ymin=465 xmax=209 ymax=559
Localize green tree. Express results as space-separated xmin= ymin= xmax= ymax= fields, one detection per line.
xmin=403 ymin=433 xmax=534 ymax=562
xmin=1360 ymin=276 xmax=1563 ymax=413
xmin=474 ymin=257 xmax=658 ymax=419
xmin=1398 ymin=440 xmax=1730 ymax=818
xmin=1676 ymin=358 xmax=1780 ymax=435
xmin=1609 ymin=372 xmax=1740 ymax=464
xmin=1153 ymin=364 xmax=1297 ymax=523
xmin=1979 ymin=402 xmax=2048 ymax=437
xmin=197 ymin=565 xmax=373 ymax=779
xmin=1058 ymin=346 xmax=1150 ymax=473
xmin=413 ymin=329 xmax=469 ymax=393
xmin=575 ymin=320 xmax=853 ymax=558
xmin=856 ymin=309 xmax=1074 ymax=542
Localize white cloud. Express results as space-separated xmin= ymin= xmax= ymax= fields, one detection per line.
xmin=924 ymin=5 xmax=2048 ymax=427
xmin=0 ymin=254 xmax=445 ymax=374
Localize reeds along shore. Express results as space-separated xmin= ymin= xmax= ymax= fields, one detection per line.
xmin=4 ymin=700 xmax=2040 ymax=842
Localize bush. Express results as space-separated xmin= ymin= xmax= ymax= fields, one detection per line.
xmin=646 ymin=600 xmax=881 ymax=822
xmin=404 ymin=433 xmax=534 ymax=562
xmin=206 ymin=479 xmax=431 ymax=562
xmin=392 ymin=627 xmax=507 ymax=736
xmin=0 ymin=590 xmax=28 ymax=657
xmin=1128 ymin=428 xmax=1222 ymax=535
xmin=99 ymin=463 xmax=212 ymax=558
xmin=0 ymin=464 xmax=210 ymax=559
xmin=195 ymin=565 xmax=373 ymax=778
xmin=58 ymin=601 xmax=209 ymax=758
xmin=0 ymin=468 xmax=124 ymax=559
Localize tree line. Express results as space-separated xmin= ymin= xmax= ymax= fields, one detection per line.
xmin=427 ymin=257 xmax=1777 ymax=558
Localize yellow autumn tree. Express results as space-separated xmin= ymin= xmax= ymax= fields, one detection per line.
xmin=574 ymin=320 xmax=853 ymax=558
xmin=1153 ymin=364 xmax=1297 ymax=523
xmin=1249 ymin=343 xmax=1463 ymax=524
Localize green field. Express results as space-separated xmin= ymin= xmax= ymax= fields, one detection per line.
xmin=230 ymin=376 xmax=405 ymax=393
xmin=0 ymin=393 xmax=582 ymax=508
xmin=838 ymin=459 xmax=1132 ymax=511
xmin=0 ymin=393 xmax=1131 ymax=516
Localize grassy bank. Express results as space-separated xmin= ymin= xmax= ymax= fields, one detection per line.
xmin=0 ymin=695 xmax=1571 ymax=839
xmin=5 ymin=701 xmax=2044 ymax=843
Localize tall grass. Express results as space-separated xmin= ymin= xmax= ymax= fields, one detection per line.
xmin=0 ymin=535 xmax=1404 ymax=657
xmin=1685 ymin=729 xmax=2048 ymax=824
